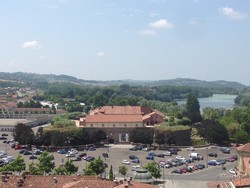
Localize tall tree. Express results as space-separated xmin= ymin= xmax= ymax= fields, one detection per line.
xmin=13 ymin=123 xmax=35 ymax=145
xmin=0 ymin=155 xmax=26 ymax=175
xmin=109 ymin=165 xmax=114 ymax=181
xmin=85 ymin=157 xmax=105 ymax=175
xmin=186 ymin=93 xmax=202 ymax=123
xmin=144 ymin=162 xmax=161 ymax=179
xmin=119 ymin=165 xmax=128 ymax=178
xmin=37 ymin=151 xmax=55 ymax=175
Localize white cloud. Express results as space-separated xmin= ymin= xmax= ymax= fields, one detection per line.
xmin=40 ymin=55 xmax=46 ymax=60
xmin=141 ymin=29 xmax=157 ymax=36
xmin=22 ymin=41 xmax=41 ymax=49
xmin=188 ymin=19 xmax=197 ymax=26
xmin=219 ymin=7 xmax=247 ymax=20
xmin=96 ymin=52 xmax=105 ymax=57
xmin=149 ymin=19 xmax=175 ymax=29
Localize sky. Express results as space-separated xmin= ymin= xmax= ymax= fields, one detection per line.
xmin=0 ymin=0 xmax=250 ymax=85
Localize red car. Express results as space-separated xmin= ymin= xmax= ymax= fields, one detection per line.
xmin=15 ymin=145 xmax=22 ymax=150
xmin=180 ymin=168 xmax=187 ymax=173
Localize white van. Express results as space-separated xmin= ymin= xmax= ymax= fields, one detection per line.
xmin=189 ymin=153 xmax=199 ymax=157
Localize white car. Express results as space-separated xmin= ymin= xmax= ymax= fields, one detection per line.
xmin=163 ymin=151 xmax=171 ymax=156
xmin=131 ymin=165 xmax=141 ymax=171
xmin=229 ymin=169 xmax=236 ymax=175
xmin=186 ymin=147 xmax=195 ymax=151
xmin=122 ymin=159 xmax=130 ymax=165
xmin=66 ymin=153 xmax=75 ymax=158
xmin=176 ymin=156 xmax=185 ymax=160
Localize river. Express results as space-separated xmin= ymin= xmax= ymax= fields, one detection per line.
xmin=176 ymin=94 xmax=238 ymax=112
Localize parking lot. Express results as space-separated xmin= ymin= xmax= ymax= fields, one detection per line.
xmin=0 ymin=133 xmax=237 ymax=184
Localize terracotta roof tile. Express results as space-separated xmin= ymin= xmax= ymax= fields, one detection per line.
xmin=237 ymin=143 xmax=250 ymax=152
xmin=0 ymin=175 xmax=156 ymax=188
xmin=85 ymin=115 xmax=143 ymax=123
xmin=232 ymin=177 xmax=250 ymax=187
xmin=243 ymin=157 xmax=250 ymax=176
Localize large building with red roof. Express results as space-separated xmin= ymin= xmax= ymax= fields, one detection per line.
xmin=80 ymin=106 xmax=164 ymax=143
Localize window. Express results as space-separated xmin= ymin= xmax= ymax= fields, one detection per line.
xmin=124 ymin=124 xmax=127 ymax=127
xmin=102 ymin=124 xmax=105 ymax=127
xmin=113 ymin=124 xmax=116 ymax=127
xmin=90 ymin=124 xmax=93 ymax=127
xmin=135 ymin=124 xmax=138 ymax=127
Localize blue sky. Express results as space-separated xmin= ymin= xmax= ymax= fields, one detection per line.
xmin=0 ymin=0 xmax=250 ymax=85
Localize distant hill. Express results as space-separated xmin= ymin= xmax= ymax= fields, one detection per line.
xmin=0 ymin=72 xmax=247 ymax=89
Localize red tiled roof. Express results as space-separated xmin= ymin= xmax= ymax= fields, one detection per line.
xmin=114 ymin=181 xmax=157 ymax=188
xmin=243 ymin=157 xmax=250 ymax=176
xmin=85 ymin=114 xmax=143 ymax=123
xmin=90 ymin=106 xmax=143 ymax=115
xmin=0 ymin=175 xmax=156 ymax=188
xmin=237 ymin=143 xmax=250 ymax=152
xmin=232 ymin=177 xmax=250 ymax=187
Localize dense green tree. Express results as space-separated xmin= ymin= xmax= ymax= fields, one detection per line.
xmin=13 ymin=123 xmax=35 ymax=145
xmin=54 ymin=160 xmax=78 ymax=175
xmin=90 ymin=130 xmax=107 ymax=144
xmin=37 ymin=151 xmax=55 ymax=175
xmin=154 ymin=131 xmax=166 ymax=145
xmin=199 ymin=120 xmax=229 ymax=144
xmin=0 ymin=155 xmax=26 ymax=175
xmin=28 ymin=163 xmax=42 ymax=175
xmin=119 ymin=165 xmax=128 ymax=178
xmin=130 ymin=128 xmax=154 ymax=144
xmin=144 ymin=162 xmax=161 ymax=178
xmin=185 ymin=93 xmax=202 ymax=123
xmin=234 ymin=130 xmax=250 ymax=143
xmin=85 ymin=157 xmax=105 ymax=175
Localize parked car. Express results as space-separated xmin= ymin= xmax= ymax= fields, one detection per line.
xmin=79 ymin=153 xmax=87 ymax=158
xmin=176 ymin=156 xmax=185 ymax=160
xmin=66 ymin=153 xmax=75 ymax=158
xmin=229 ymin=169 xmax=236 ymax=175
xmin=102 ymin=153 xmax=109 ymax=158
xmin=29 ymin=155 xmax=38 ymax=160
xmin=231 ymin=154 xmax=238 ymax=160
xmin=186 ymin=147 xmax=195 ymax=151
xmin=208 ymin=153 xmax=217 ymax=157
xmin=171 ymin=169 xmax=182 ymax=174
xmin=225 ymin=157 xmax=236 ymax=162
xmin=156 ymin=154 xmax=165 ymax=158
xmin=148 ymin=152 xmax=156 ymax=157
xmin=122 ymin=159 xmax=130 ymax=165
xmin=71 ymin=157 xmax=82 ymax=161
xmin=23 ymin=150 xmax=32 ymax=155
xmin=168 ymin=148 xmax=178 ymax=155
xmin=146 ymin=155 xmax=154 ymax=160
xmin=207 ymin=160 xmax=217 ymax=166
xmin=88 ymin=147 xmax=96 ymax=151
xmin=220 ymin=147 xmax=230 ymax=154
xmin=132 ymin=165 xmax=141 ymax=171
xmin=216 ymin=159 xmax=226 ymax=165
xmin=15 ymin=145 xmax=22 ymax=150
xmin=86 ymin=156 xmax=95 ymax=162
xmin=1 ymin=133 xmax=8 ymax=137
xmin=163 ymin=151 xmax=172 ymax=156
xmin=164 ymin=162 xmax=172 ymax=168
xmin=33 ymin=149 xmax=43 ymax=155
xmin=129 ymin=145 xmax=143 ymax=151
xmin=129 ymin=155 xmax=138 ymax=160
xmin=197 ymin=164 xmax=205 ymax=169
xmin=57 ymin=149 xmax=67 ymax=154
xmin=131 ymin=158 xmax=140 ymax=163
